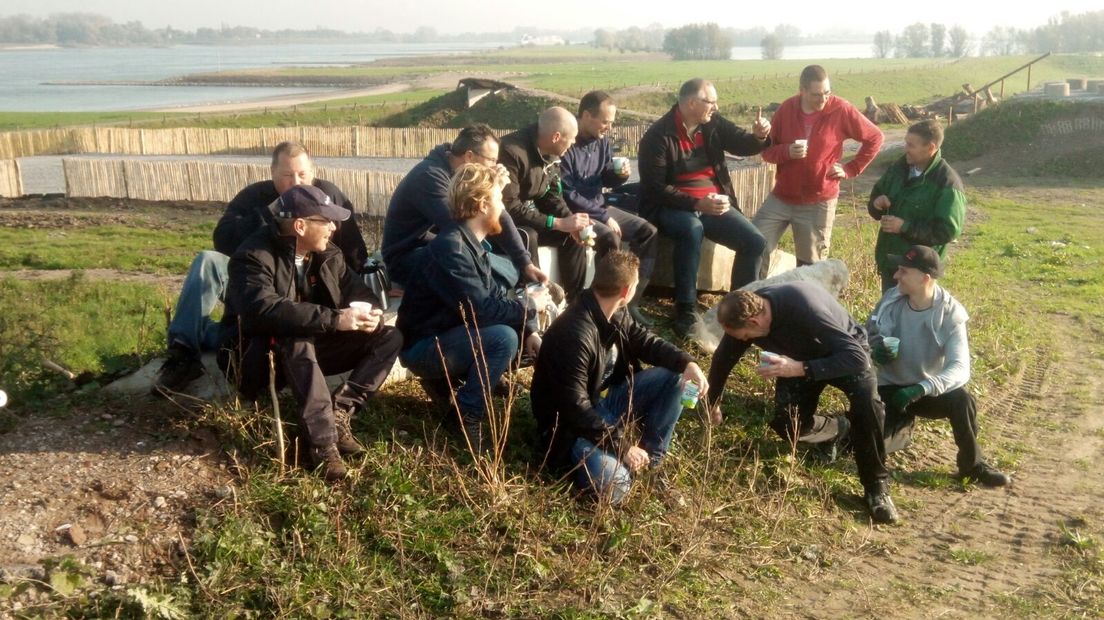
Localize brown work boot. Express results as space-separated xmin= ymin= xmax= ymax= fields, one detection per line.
xmin=332 ymin=404 xmax=366 ymax=457
xmin=309 ymin=443 xmax=347 ymax=483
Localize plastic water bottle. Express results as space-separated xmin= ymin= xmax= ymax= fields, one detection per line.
xmin=680 ymin=381 xmax=699 ymax=409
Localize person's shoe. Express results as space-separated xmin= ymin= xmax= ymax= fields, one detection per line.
xmin=672 ymin=305 xmax=701 ymax=341
xmin=628 ymin=303 xmax=654 ymax=327
xmin=808 ymin=416 xmax=850 ymax=464
xmin=332 ymin=404 xmax=366 ymax=457
xmin=420 ymin=377 xmax=455 ymax=412
xmin=649 ymin=468 xmax=687 ymax=509
xmin=457 ymin=416 xmax=489 ymax=456
xmin=865 ymin=482 xmax=899 ymax=524
xmin=493 ymin=376 xmax=512 ymax=397
xmin=959 ymin=462 xmax=1011 ymax=487
xmin=309 ymin=443 xmax=347 ymax=483
xmin=150 ymin=344 xmax=204 ymax=396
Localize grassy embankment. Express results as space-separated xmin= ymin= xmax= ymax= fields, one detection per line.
xmin=2 ymin=51 xmax=1102 ymax=131
xmin=1 ymin=99 xmax=1102 ymax=616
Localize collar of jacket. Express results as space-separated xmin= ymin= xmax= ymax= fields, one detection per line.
xmin=452 ymin=221 xmax=488 ymax=259
xmin=266 ymin=223 xmax=342 ymax=264
xmin=894 ymin=148 xmax=944 ymax=179
xmin=580 ymin=289 xmax=628 ymax=344
xmin=661 ymin=104 xmax=718 ymax=138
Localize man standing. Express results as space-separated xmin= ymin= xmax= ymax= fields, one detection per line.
xmin=499 ymin=107 xmax=590 ymax=302
xmin=560 ymin=91 xmax=658 ymax=325
xmin=868 ymin=120 xmax=966 ymax=291
xmin=707 ymin=282 xmax=896 ymax=524
xmin=397 ymin=164 xmax=538 ymax=453
xmin=532 ymin=250 xmax=708 ymax=503
xmin=381 ymin=124 xmax=545 ymax=290
xmin=225 ymin=185 xmax=402 ymax=482
xmin=754 ymin=65 xmax=883 ymax=274
xmin=868 ymin=245 xmax=1008 ymax=487
xmin=638 ymin=78 xmax=771 ymax=339
xmin=153 ymin=141 xmax=367 ymax=394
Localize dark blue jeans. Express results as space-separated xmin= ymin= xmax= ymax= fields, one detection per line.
xmin=653 ymin=207 xmax=766 ymax=305
xmin=570 ymin=367 xmax=684 ymax=504
xmin=399 ymin=324 xmax=519 ymax=422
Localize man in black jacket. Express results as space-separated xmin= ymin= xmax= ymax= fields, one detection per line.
xmin=532 ymin=250 xmax=708 ymax=504
xmin=397 ymin=164 xmax=538 ymax=453
xmin=639 ymin=78 xmax=771 ymax=339
xmin=381 ymin=124 xmax=547 ymax=290
xmin=706 ymin=283 xmax=896 ymax=523
xmin=499 ymin=107 xmax=590 ymax=302
xmin=224 ymin=184 xmax=401 ymax=482
xmin=153 ymin=141 xmax=367 ymax=395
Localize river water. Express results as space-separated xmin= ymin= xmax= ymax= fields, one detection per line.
xmin=0 ymin=42 xmax=509 ymax=112
xmin=2 ymin=41 xmax=874 ymax=113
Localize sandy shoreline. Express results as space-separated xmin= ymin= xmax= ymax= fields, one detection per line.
xmin=148 ymin=82 xmax=412 ymax=113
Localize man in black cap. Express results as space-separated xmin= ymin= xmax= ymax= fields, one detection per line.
xmin=224 ymin=184 xmax=402 ymax=482
xmin=706 ymin=281 xmax=896 ymax=524
xmin=867 ymin=245 xmax=1009 ymax=487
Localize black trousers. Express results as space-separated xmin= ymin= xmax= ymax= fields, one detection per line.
xmin=518 ymin=225 xmax=589 ymax=302
xmin=879 ymin=385 xmax=983 ymax=473
xmin=237 ymin=326 xmax=403 ymax=448
xmin=774 ymin=366 xmax=889 ymax=491
xmin=591 ymin=206 xmax=658 ymax=291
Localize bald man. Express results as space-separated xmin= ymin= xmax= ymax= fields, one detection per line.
xmin=498 ymin=106 xmax=590 ymax=301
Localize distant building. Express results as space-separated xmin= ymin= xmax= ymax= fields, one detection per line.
xmin=520 ymin=35 xmax=566 ymax=46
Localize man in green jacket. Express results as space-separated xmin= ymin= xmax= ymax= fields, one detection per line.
xmin=868 ymin=120 xmax=966 ymax=291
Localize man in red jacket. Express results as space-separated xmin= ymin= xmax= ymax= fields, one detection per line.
xmin=753 ymin=65 xmax=883 ymax=274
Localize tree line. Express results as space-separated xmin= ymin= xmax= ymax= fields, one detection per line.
xmin=873 ymin=10 xmax=1103 ymax=58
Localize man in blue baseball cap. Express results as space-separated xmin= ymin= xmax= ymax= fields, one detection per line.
xmin=223 ymin=184 xmax=402 ymax=482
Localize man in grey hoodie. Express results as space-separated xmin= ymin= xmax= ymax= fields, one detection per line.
xmin=868 ymin=245 xmax=1009 ymax=487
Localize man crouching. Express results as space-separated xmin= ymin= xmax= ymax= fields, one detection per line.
xmin=532 ymin=250 xmax=708 ymax=504
xmin=225 ymin=185 xmax=402 ymax=482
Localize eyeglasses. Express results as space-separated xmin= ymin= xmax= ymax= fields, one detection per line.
xmin=698 ymin=97 xmax=718 ymax=107
xmin=806 ymin=90 xmax=832 ymax=99
xmin=303 ymin=217 xmax=333 ymax=224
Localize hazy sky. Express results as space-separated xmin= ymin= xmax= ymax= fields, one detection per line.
xmin=5 ymin=0 xmax=1101 ymax=35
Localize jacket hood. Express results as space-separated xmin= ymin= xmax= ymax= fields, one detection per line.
xmin=874 ymin=284 xmax=968 ymax=346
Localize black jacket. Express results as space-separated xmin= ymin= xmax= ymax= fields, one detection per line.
xmin=531 ymin=290 xmax=693 ymax=470
xmin=637 ymin=105 xmax=770 ymax=220
xmin=380 ymin=143 xmax=530 ymax=272
xmin=498 ymin=124 xmax=573 ymax=230
xmin=224 ymin=225 xmax=377 ymax=340
xmin=396 ymin=223 xmax=533 ymax=346
xmin=706 ymin=282 xmax=870 ymax=405
xmin=213 ymin=178 xmax=368 ymax=271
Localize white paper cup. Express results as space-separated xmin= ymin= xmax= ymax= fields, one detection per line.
xmin=882 ymin=336 xmax=900 ymax=356
xmin=794 ymin=139 xmax=808 ymax=147
xmin=349 ymin=301 xmax=373 ymax=312
xmin=0 ymin=389 xmax=7 ymax=408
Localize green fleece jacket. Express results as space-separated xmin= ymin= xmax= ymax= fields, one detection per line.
xmin=868 ymin=151 xmax=966 ymax=276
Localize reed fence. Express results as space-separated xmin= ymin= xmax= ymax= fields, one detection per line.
xmin=0 ymin=125 xmax=661 ymax=160
xmin=0 ymin=160 xmax=21 ymax=197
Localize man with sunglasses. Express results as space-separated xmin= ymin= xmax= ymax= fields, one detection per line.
xmin=499 ymin=106 xmax=590 ymax=302
xmin=638 ymin=78 xmax=771 ymax=339
xmin=382 ymin=124 xmax=546 ymax=290
xmin=753 ymin=65 xmax=884 ymax=275
xmin=224 ymin=185 xmax=402 ymax=482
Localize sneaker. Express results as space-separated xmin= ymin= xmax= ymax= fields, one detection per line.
xmin=808 ymin=416 xmax=850 ymax=464
xmin=959 ymin=462 xmax=1011 ymax=487
xmin=150 ymin=345 xmax=203 ymax=396
xmin=332 ymin=404 xmax=366 ymax=457
xmin=628 ymin=303 xmax=654 ymax=327
xmin=309 ymin=443 xmax=347 ymax=482
xmin=419 ymin=377 xmax=454 ymax=412
xmin=456 ymin=416 xmax=489 ymax=456
xmin=672 ymin=307 xmax=702 ymax=341
xmin=865 ymin=483 xmax=899 ymax=524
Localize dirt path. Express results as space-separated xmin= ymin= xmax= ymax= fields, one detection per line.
xmin=150 ymin=82 xmax=413 ymax=113
xmin=771 ymin=317 xmax=1104 ymax=617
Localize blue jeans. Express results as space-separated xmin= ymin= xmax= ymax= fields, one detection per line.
xmin=390 ymin=246 xmax=520 ymax=292
xmin=653 ymin=207 xmax=766 ymax=305
xmin=399 ymin=324 xmax=519 ymax=422
xmin=570 ymin=367 xmax=684 ymax=504
xmin=168 ymin=251 xmax=229 ymax=353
